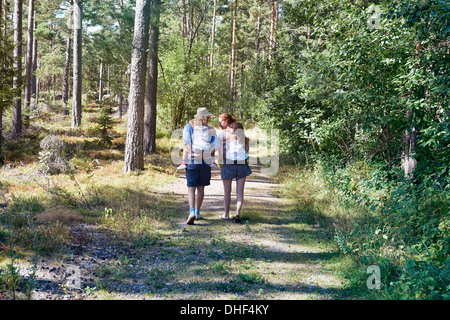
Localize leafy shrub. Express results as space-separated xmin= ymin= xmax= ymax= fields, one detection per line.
xmin=2 ymin=196 xmax=45 ymax=228
xmin=15 ymin=222 xmax=71 ymax=254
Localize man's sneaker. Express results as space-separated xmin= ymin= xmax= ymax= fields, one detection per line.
xmin=195 ymin=209 xmax=201 ymax=220
xmin=186 ymin=215 xmax=195 ymax=225
xmin=186 ymin=209 xmax=196 ymax=225
xmin=177 ymin=163 xmax=187 ymax=170
xmin=210 ymin=162 xmax=219 ymax=169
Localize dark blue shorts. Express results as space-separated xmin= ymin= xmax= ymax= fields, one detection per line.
xmin=186 ymin=161 xmax=211 ymax=187
xmin=221 ymin=160 xmax=252 ymax=180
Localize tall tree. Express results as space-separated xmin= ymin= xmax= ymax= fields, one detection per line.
xmin=62 ymin=1 xmax=72 ymax=116
xmin=230 ymin=0 xmax=238 ymax=111
xmin=98 ymin=59 xmax=103 ymax=101
xmin=0 ymin=0 xmax=8 ymax=156
xmin=72 ymin=0 xmax=82 ymax=128
xmin=23 ymin=0 xmax=34 ymax=125
xmin=144 ymin=0 xmax=161 ymax=156
xmin=209 ymin=0 xmax=216 ymax=73
xmin=31 ymin=15 xmax=37 ymax=102
xmin=11 ymin=0 xmax=23 ymax=139
xmin=124 ymin=0 xmax=152 ymax=172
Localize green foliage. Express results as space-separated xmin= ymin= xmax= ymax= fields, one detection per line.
xmin=246 ymin=0 xmax=450 ymax=299
xmin=158 ymin=34 xmax=229 ymax=130
xmin=6 ymin=195 xmax=45 ymax=218
xmin=94 ymin=100 xmax=118 ymax=145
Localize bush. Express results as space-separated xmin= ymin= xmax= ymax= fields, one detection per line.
xmin=329 ymin=164 xmax=449 ymax=299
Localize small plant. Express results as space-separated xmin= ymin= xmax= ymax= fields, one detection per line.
xmin=0 ymin=233 xmax=21 ymax=300
xmin=211 ymin=261 xmax=228 ymax=274
xmin=95 ymin=101 xmax=118 ymax=146
xmin=238 ymin=272 xmax=265 ymax=284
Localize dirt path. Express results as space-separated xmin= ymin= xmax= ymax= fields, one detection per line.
xmin=10 ymin=163 xmax=347 ymax=300
xmin=146 ymin=164 xmax=347 ymax=300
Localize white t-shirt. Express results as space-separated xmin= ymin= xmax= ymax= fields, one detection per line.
xmin=225 ymin=136 xmax=247 ymax=161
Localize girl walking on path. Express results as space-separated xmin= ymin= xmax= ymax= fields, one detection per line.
xmin=219 ymin=121 xmax=252 ymax=223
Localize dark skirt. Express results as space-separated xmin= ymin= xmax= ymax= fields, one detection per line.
xmin=221 ymin=159 xmax=252 ymax=180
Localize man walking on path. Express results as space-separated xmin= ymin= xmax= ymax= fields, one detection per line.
xmin=183 ymin=108 xmax=219 ymax=224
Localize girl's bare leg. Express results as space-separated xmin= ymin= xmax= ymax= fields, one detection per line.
xmin=236 ymin=177 xmax=246 ymax=218
xmin=222 ymin=179 xmax=232 ymax=218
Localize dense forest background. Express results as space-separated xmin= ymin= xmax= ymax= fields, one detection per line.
xmin=0 ymin=0 xmax=449 ymax=299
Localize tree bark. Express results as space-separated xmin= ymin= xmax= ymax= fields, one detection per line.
xmin=0 ymin=0 xmax=2 ymax=156
xmin=31 ymin=14 xmax=37 ymax=104
xmin=144 ymin=0 xmax=161 ymax=156
xmin=72 ymin=0 xmax=82 ymax=128
xmin=98 ymin=60 xmax=103 ymax=101
xmin=230 ymin=0 xmax=238 ymax=111
xmin=23 ymin=0 xmax=34 ymax=125
xmin=209 ymin=0 xmax=216 ymax=73
xmin=11 ymin=0 xmax=23 ymax=139
xmin=0 ymin=107 xmax=3 ymax=158
xmin=62 ymin=19 xmax=71 ymax=116
xmin=124 ymin=0 xmax=152 ymax=172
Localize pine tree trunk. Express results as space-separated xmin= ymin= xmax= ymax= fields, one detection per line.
xmin=124 ymin=0 xmax=152 ymax=172
xmin=209 ymin=0 xmax=216 ymax=73
xmin=0 ymin=1 xmax=2 ymax=156
xmin=23 ymin=0 xmax=34 ymax=125
xmin=230 ymin=0 xmax=237 ymax=111
xmin=98 ymin=61 xmax=103 ymax=102
xmin=11 ymin=0 xmax=23 ymax=139
xmin=118 ymin=71 xmax=123 ymax=119
xmin=144 ymin=0 xmax=161 ymax=156
xmin=0 ymin=107 xmax=3 ymax=157
xmin=31 ymin=15 xmax=37 ymax=105
xmin=255 ymin=10 xmax=261 ymax=58
xmin=62 ymin=28 xmax=71 ymax=116
xmin=72 ymin=0 xmax=82 ymax=128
